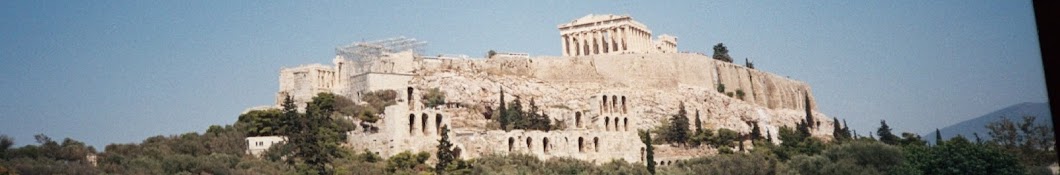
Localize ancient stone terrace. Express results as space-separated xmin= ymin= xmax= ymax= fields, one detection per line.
xmin=261 ymin=14 xmax=834 ymax=166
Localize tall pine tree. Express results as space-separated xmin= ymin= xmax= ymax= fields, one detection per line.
xmin=435 ymin=126 xmax=454 ymax=174
xmin=694 ymin=110 xmax=703 ymax=134
xmin=639 ymin=130 xmax=656 ymax=174
xmin=877 ymin=120 xmax=899 ymax=145
xmin=667 ymin=102 xmax=690 ymax=145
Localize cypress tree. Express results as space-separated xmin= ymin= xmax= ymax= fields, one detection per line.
xmin=435 ymin=126 xmax=454 ymax=174
xmin=667 ymin=102 xmax=690 ymax=145
xmin=639 ymin=130 xmax=656 ymax=174
xmin=935 ymin=128 xmax=943 ymax=146
xmin=694 ymin=110 xmax=703 ymax=134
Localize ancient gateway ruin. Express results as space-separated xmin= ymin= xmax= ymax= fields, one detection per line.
xmin=260 ymin=14 xmax=834 ymax=165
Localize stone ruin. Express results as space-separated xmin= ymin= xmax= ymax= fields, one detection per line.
xmin=263 ymin=14 xmax=834 ymax=166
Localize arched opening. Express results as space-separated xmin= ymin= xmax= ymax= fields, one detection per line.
xmin=611 ymin=95 xmax=617 ymax=111
xmin=604 ymin=117 xmax=610 ymax=131
xmin=594 ymin=137 xmax=600 ymax=152
xmin=409 ymin=114 xmax=416 ymax=134
xmin=407 ymin=87 xmax=414 ymax=109
xmin=640 ymin=147 xmax=645 ymax=161
xmin=526 ymin=138 xmax=533 ymax=151
xmin=543 ymin=137 xmax=550 ymax=153
xmin=575 ymin=112 xmax=582 ymax=128
xmin=622 ymin=96 xmax=627 ymax=114
xmin=453 ymin=147 xmax=463 ymax=159
xmin=578 ymin=137 xmax=584 ymax=153
xmin=602 ymin=96 xmax=608 ymax=113
xmin=508 ymin=137 xmax=515 ymax=152
xmin=422 ymin=114 xmax=428 ymax=134
xmin=436 ymin=114 xmax=443 ymax=135
xmin=624 ymin=118 xmax=629 ymax=131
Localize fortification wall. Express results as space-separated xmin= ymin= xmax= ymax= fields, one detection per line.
xmin=305 ymin=50 xmax=831 ymax=165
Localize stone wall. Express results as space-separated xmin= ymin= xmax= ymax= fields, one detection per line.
xmin=289 ymin=50 xmax=832 ymax=165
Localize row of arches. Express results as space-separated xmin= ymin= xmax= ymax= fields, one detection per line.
xmin=601 ymin=95 xmax=628 ymax=114
xmin=506 ymin=136 xmax=601 ymax=154
xmin=408 ymin=113 xmax=444 ymax=136
xmin=603 ymin=117 xmax=629 ymax=131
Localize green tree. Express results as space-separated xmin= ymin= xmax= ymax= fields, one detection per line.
xmin=716 ymin=83 xmax=726 ymax=93
xmin=914 ymin=136 xmax=1025 ymax=175
xmin=934 ymin=128 xmax=943 ymax=146
xmin=276 ymin=93 xmax=347 ymax=174
xmin=712 ymin=43 xmax=733 ymax=62
xmin=385 ymin=151 xmax=430 ymax=173
xmin=422 ymin=88 xmax=446 ymax=108
xmin=694 ymin=110 xmax=703 ymax=134
xmin=237 ymin=109 xmax=284 ymax=136
xmin=435 ymin=126 xmax=456 ymax=174
xmin=638 ymin=130 xmax=656 ymax=174
xmin=666 ymin=102 xmax=691 ymax=145
xmin=735 ymin=89 xmax=746 ymax=100
xmin=986 ymin=115 xmax=1056 ymax=167
xmin=877 ymin=120 xmax=899 ymax=145
xmin=832 ymin=117 xmax=851 ymax=143
xmin=750 ymin=122 xmax=763 ymax=143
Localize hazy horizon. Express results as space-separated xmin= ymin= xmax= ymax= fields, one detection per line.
xmin=0 ymin=1 xmax=1047 ymax=148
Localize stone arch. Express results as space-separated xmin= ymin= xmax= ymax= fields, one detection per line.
xmin=543 ymin=137 xmax=550 ymax=153
xmin=611 ymin=95 xmax=617 ymax=111
xmin=509 ymin=137 xmax=515 ymax=152
xmin=526 ymin=137 xmax=533 ymax=151
xmin=624 ymin=117 xmax=629 ymax=131
xmin=407 ymin=87 xmax=414 ymax=109
xmin=578 ymin=137 xmax=585 ymax=152
xmin=453 ymin=147 xmax=462 ymax=159
xmin=593 ymin=137 xmax=600 ymax=152
xmin=640 ymin=147 xmax=645 ymax=161
xmin=409 ymin=114 xmax=416 ymax=135
xmin=622 ymin=96 xmax=627 ymax=114
xmin=422 ymin=113 xmax=429 ymax=134
xmin=575 ymin=112 xmax=582 ymax=128
xmin=602 ymin=95 xmax=608 ymax=113
xmin=604 ymin=117 xmax=610 ymax=131
xmin=436 ymin=114 xmax=443 ymax=135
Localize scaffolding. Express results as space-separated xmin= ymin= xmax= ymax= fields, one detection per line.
xmin=336 ymin=36 xmax=427 ymax=61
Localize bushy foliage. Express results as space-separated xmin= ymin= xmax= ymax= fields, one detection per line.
xmin=492 ymin=89 xmax=560 ymax=131
xmin=275 ymin=93 xmax=348 ymax=174
xmin=336 ymin=90 xmax=397 ymax=123
xmin=661 ymin=151 xmax=785 ymax=175
xmin=735 ymin=89 xmax=746 ymax=100
xmin=0 ymin=134 xmax=100 ymax=175
xmin=664 ymin=102 xmax=691 ymax=145
xmin=422 ymin=87 xmax=447 ymax=108
xmin=712 ymin=43 xmax=733 ymax=63
xmin=385 ymin=151 xmax=431 ymax=173
xmin=467 ymin=154 xmax=648 ymax=174
xmin=986 ymin=115 xmax=1056 ymax=167
xmin=716 ymin=83 xmax=726 ymax=93
xmin=238 ymin=109 xmax=284 ymax=136
xmin=877 ymin=120 xmax=900 ymax=145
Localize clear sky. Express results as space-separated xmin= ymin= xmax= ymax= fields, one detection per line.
xmin=0 ymin=1 xmax=1046 ymax=148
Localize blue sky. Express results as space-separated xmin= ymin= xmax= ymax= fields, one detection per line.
xmin=0 ymin=1 xmax=1046 ymax=148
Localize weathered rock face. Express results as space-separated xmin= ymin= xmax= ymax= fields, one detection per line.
xmin=337 ymin=52 xmax=833 ymax=165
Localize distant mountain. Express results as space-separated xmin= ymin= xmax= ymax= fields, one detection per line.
xmin=924 ymin=102 xmax=1053 ymax=144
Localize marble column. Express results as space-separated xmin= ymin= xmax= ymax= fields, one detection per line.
xmin=561 ymin=35 xmax=569 ymax=57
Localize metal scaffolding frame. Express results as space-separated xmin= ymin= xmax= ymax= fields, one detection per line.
xmin=336 ymin=36 xmax=426 ymax=61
